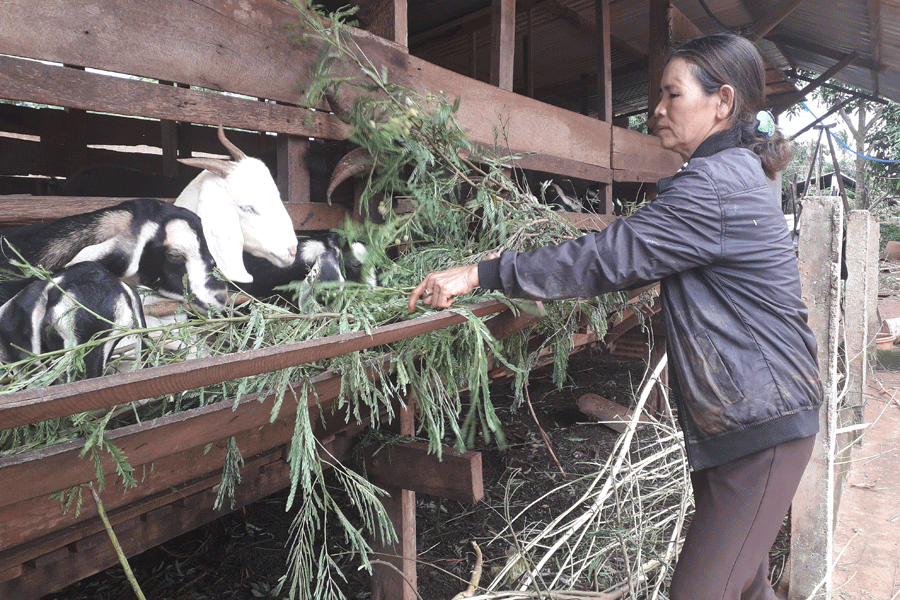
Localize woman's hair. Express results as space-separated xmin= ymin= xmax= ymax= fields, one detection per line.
xmin=668 ymin=32 xmax=791 ymax=179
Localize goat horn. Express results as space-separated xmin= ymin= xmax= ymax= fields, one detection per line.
xmin=217 ymin=125 xmax=246 ymax=162
xmin=178 ymin=157 xmax=236 ymax=179
xmin=327 ymin=147 xmax=375 ymax=205
xmin=324 ymin=89 xmax=352 ymax=123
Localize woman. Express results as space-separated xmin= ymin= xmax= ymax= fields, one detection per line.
xmin=407 ymin=33 xmax=823 ymax=600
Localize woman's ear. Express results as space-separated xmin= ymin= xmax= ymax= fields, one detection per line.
xmin=716 ymin=85 xmax=735 ymax=120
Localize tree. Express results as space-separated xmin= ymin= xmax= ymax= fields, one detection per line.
xmin=785 ymin=72 xmax=900 ymax=210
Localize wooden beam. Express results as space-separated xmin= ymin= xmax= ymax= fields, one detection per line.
xmin=0 ymin=2 xmax=625 ymax=181
xmin=490 ymin=0 xmax=516 ymax=90
xmin=356 ymin=0 xmax=408 ymax=48
xmin=772 ymin=52 xmax=860 ymax=112
xmin=0 ymin=452 xmax=295 ymax=600
xmin=0 ymin=301 xmax=509 ymax=431
xmin=670 ymin=4 xmax=702 ymax=44
xmin=784 ymin=72 xmax=888 ymax=104
xmin=796 ymin=51 xmax=859 ymax=97
xmin=0 ymin=55 xmax=352 ymax=141
xmin=363 ymin=441 xmax=484 ymax=504
xmin=767 ymin=33 xmax=884 ymax=73
xmin=0 ymin=195 xmax=347 ymax=231
xmin=546 ymin=0 xmax=594 ymax=38
xmin=746 ymin=0 xmax=806 ymax=41
xmin=646 ymin=0 xmax=670 ymax=132
xmin=612 ymin=126 xmax=682 ymax=182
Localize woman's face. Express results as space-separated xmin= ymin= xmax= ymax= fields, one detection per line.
xmin=653 ymin=57 xmax=733 ymax=161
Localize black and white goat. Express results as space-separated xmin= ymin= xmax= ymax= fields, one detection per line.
xmin=0 ymin=261 xmax=145 ymax=381
xmin=0 ymin=198 xmax=227 ymax=310
xmin=175 ymin=126 xmax=298 ymax=285
xmin=239 ymin=232 xmax=376 ymax=300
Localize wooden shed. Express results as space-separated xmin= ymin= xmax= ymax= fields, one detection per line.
xmin=0 ymin=1 xmax=891 ymax=599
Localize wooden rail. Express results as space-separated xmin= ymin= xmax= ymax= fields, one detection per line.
xmin=0 ymin=300 xmax=544 ymax=598
xmin=0 ymin=2 xmax=680 ymax=597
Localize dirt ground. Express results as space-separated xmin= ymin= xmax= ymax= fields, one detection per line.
xmin=832 ymin=294 xmax=900 ymax=599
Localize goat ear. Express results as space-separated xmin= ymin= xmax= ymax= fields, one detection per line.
xmin=199 ymin=208 xmax=254 ymax=283
xmin=178 ymin=158 xmax=236 ymax=179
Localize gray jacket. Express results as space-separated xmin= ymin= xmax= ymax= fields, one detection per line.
xmin=478 ymin=129 xmax=822 ymax=471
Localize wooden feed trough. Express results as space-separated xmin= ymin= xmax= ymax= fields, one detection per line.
xmin=0 ymin=2 xmax=680 ymax=598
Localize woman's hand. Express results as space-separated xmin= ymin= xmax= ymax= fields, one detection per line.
xmin=408 ymin=264 xmax=480 ymax=312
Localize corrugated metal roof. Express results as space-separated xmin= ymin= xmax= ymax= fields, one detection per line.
xmin=673 ymin=0 xmax=900 ymax=103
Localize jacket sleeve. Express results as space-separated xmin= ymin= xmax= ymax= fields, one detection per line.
xmin=481 ymin=167 xmax=725 ymax=300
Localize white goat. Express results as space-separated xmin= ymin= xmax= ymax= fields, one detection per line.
xmin=176 ymin=126 xmax=298 ymax=284
xmin=0 ymin=261 xmax=145 ymax=381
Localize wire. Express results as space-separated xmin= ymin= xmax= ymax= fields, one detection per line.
xmin=800 ymin=102 xmax=900 ymax=164
xmin=696 ymin=0 xmax=731 ymax=31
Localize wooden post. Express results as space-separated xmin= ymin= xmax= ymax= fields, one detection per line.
xmin=276 ymin=135 xmax=309 ymax=205
xmin=370 ymin=399 xmax=417 ymax=600
xmin=594 ymin=0 xmax=613 ymax=214
xmin=523 ymin=8 xmax=534 ymax=98
xmin=364 ymin=0 xmax=407 ymax=48
xmin=647 ymin=0 xmax=669 ymax=131
xmin=490 ymin=0 xmax=516 ymax=91
xmin=595 ymin=0 xmax=612 ymax=123
xmin=791 ymin=196 xmax=843 ymax=600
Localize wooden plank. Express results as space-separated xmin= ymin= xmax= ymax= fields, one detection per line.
xmin=612 ymin=125 xmax=682 ymax=182
xmin=0 ymin=108 xmax=277 ymax=163
xmin=746 ymin=0 xmax=806 ymax=41
xmin=0 ymin=368 xmax=351 ymax=510
xmin=370 ymin=391 xmax=417 ymax=600
xmin=0 ymin=457 xmax=294 ymax=600
xmin=372 ymin=487 xmax=417 ymax=600
xmin=363 ymin=441 xmax=483 ymax=504
xmin=504 ymin=151 xmax=612 ymax=184
xmin=0 ymin=449 xmax=286 ymax=572
xmin=564 ymin=212 xmax=617 ymax=231
xmin=0 ymin=0 xmax=317 ymax=106
xmin=0 ymin=196 xmax=345 ymax=230
xmin=0 ymin=365 xmax=391 ymax=554
xmin=404 ymin=53 xmax=612 ymax=174
xmin=0 ymin=54 xmax=351 ymax=141
xmin=0 ymin=301 xmax=508 ymax=442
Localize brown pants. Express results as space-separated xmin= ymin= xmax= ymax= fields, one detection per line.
xmin=669 ymin=435 xmax=816 ymax=600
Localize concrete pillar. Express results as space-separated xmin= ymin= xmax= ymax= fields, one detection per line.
xmin=790 ymin=196 xmax=843 ymax=600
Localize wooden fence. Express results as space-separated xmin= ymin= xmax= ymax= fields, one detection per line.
xmin=0 ymin=1 xmax=680 ymax=598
